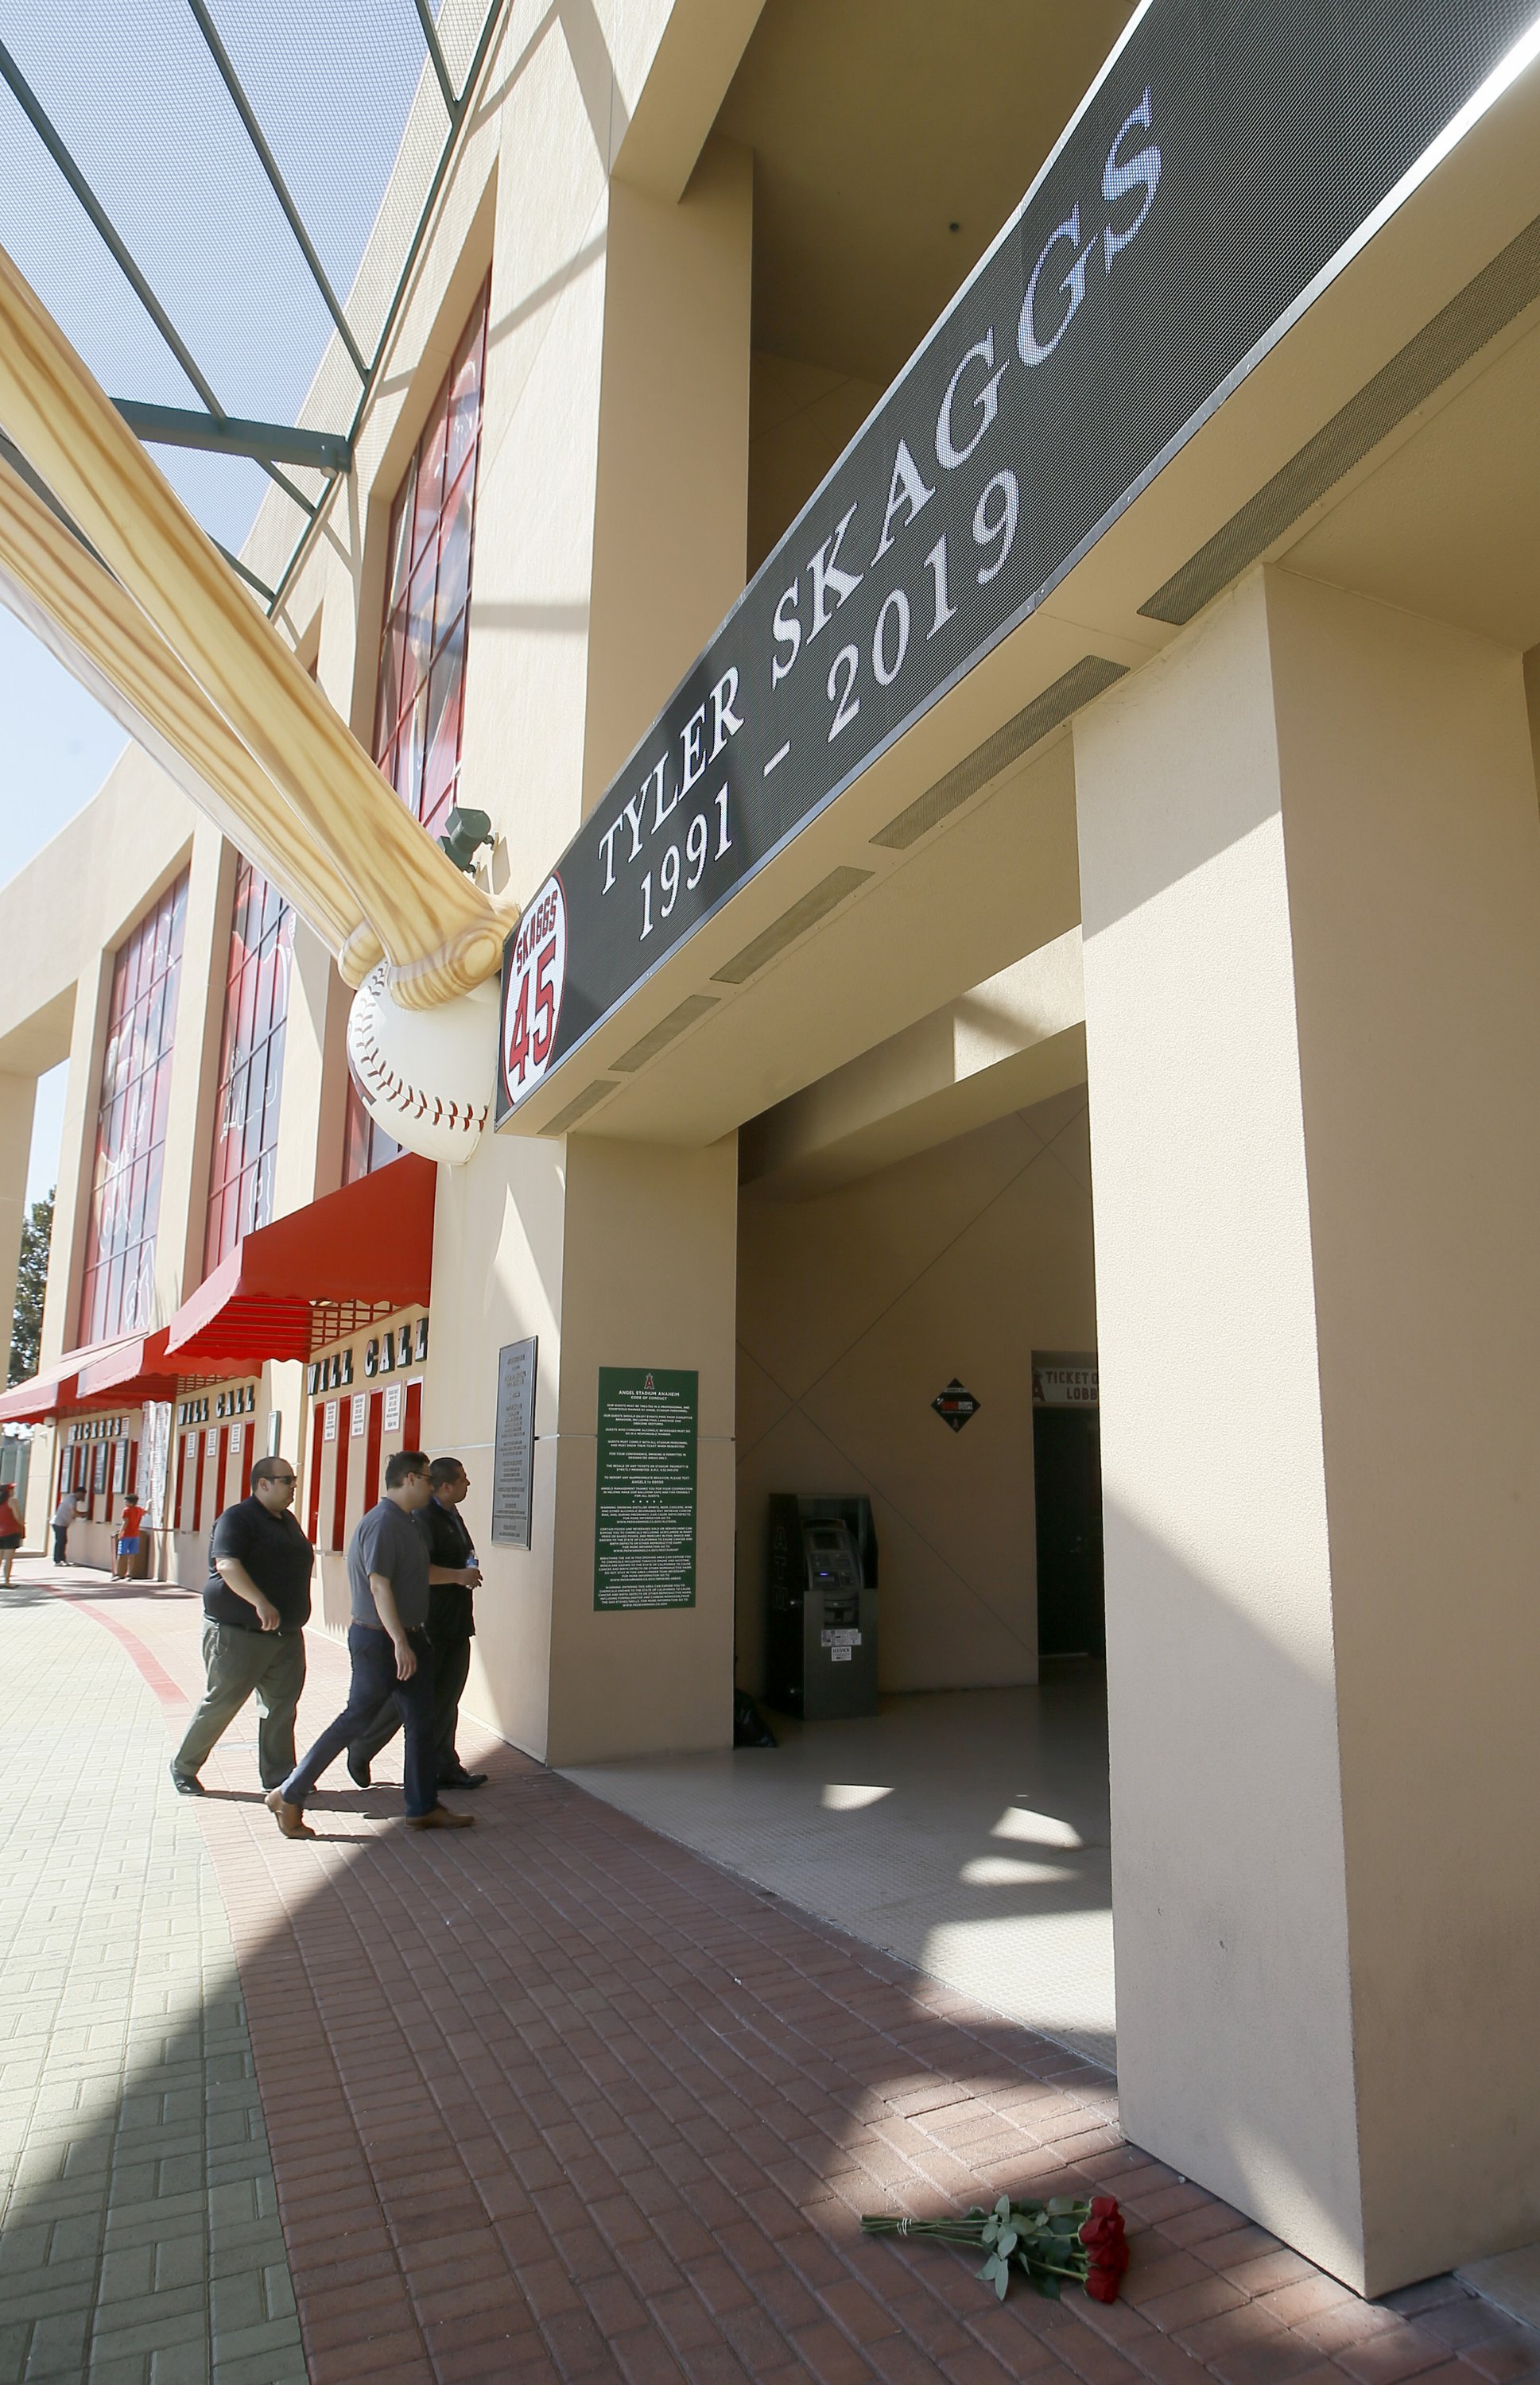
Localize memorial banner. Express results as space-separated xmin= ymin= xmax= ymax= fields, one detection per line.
xmin=498 ymin=0 xmax=1535 ymax=1123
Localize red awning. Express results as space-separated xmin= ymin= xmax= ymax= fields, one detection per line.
xmin=0 ymin=1333 xmax=139 ymax=1425
xmin=165 ymin=1154 xmax=436 ymax=1366
xmin=73 ymin=1328 xmax=245 ymax=1406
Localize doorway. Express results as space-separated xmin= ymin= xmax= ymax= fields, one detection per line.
xmin=1032 ymin=1353 xmax=1104 ymax=1658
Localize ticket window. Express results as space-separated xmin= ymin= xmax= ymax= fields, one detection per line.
xmin=306 ymin=1403 xmax=326 ymax=1545
xmin=330 ymin=1401 xmax=351 ymax=1553
xmin=343 ymin=1391 xmax=371 ymax=1541
xmin=192 ymin=1429 xmax=214 ymax=1533
xmin=362 ymin=1390 xmax=384 ymax=1514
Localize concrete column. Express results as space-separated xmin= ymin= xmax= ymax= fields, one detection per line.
xmin=159 ymin=827 xmax=235 ymax=1313
xmin=428 ymin=1130 xmax=738 ymax=1767
xmin=581 ymin=134 xmax=752 ymax=809
xmin=0 ymin=1072 xmax=37 ymax=1377
xmin=271 ymin=917 xmax=348 ymax=1214
xmin=42 ymin=964 xmax=111 ymax=1367
xmin=1073 ymin=566 xmax=1540 ymax=2294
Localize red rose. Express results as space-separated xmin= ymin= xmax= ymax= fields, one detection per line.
xmin=1085 ymin=2266 xmax=1122 ymax=2303
xmin=1080 ymin=2213 xmax=1127 ymax=2255
xmin=1089 ymin=2197 xmax=1121 ymax=2220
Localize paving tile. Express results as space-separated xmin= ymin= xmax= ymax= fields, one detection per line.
xmin=0 ymin=1584 xmax=301 ymax=2385
xmin=11 ymin=1563 xmax=1538 ymax=2385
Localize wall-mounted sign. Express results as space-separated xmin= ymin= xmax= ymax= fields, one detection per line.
xmin=932 ymin=1379 xmax=981 ymax=1433
xmin=593 ymin=1367 xmax=698 ymax=1610
xmin=350 ymin=1394 xmax=368 ymax=1438
xmin=323 ymin=1399 xmax=338 ymax=1443
xmin=491 ymin=1337 xmax=537 ymax=1549
xmin=205 ymin=1427 xmax=219 ymax=1460
xmin=382 ymin=1382 xmax=402 ymax=1433
xmin=68 ymin=1414 xmax=126 ymax=1442
xmin=498 ymin=0 xmax=1529 ymax=1123
xmin=1033 ymin=1353 xmax=1100 ymax=1408
xmin=360 ymin=1315 xmax=430 ymax=1380
xmin=305 ymin=1348 xmax=355 ymax=1397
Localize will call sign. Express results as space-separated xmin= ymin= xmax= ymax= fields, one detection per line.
xmin=498 ymin=0 xmax=1537 ymax=1123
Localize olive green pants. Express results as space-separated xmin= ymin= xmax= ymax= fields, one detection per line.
xmin=173 ymin=1622 xmax=306 ymax=1790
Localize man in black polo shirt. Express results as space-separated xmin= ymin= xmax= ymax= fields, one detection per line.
xmin=347 ymin=1454 xmax=487 ymax=1793
xmin=169 ymin=1453 xmax=313 ymax=1796
xmin=265 ymin=1449 xmax=473 ymax=1837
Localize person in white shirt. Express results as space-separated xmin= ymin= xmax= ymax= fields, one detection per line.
xmin=51 ymin=1488 xmax=81 ymax=1565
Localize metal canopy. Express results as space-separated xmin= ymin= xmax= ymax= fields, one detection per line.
xmin=0 ymin=0 xmax=505 ymax=617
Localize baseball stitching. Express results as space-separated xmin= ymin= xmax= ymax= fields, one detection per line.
xmin=350 ymin=997 xmax=491 ymax=1138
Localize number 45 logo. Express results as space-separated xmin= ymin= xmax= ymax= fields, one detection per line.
xmin=501 ymin=873 xmax=568 ymax=1108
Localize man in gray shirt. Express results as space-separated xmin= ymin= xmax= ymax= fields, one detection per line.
xmin=266 ymin=1449 xmax=475 ymax=1838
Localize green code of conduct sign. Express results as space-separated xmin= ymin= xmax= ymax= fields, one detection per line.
xmin=594 ymin=1367 xmax=697 ymax=1610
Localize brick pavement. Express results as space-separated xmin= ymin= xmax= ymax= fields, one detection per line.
xmin=11 ymin=1556 xmax=1540 ymax=2385
xmin=0 ymin=1579 xmax=305 ymax=2385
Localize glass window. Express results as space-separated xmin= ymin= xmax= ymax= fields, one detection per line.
xmin=204 ymin=859 xmax=295 ymax=1274
xmin=342 ymin=1078 xmax=401 ymax=1184
xmin=79 ymin=874 xmax=188 ymax=1344
xmin=372 ymin=284 xmax=487 ymax=846
xmin=346 ymin=281 xmax=487 ymax=1187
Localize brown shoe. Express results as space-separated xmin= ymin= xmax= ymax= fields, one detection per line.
xmin=265 ymin=1787 xmax=316 ymax=1840
xmin=405 ymin=1805 xmax=475 ymax=1831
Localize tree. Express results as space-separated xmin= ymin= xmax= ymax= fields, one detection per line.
xmin=9 ymin=1189 xmax=53 ymax=1386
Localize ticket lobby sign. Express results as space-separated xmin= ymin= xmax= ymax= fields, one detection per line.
xmin=498 ymin=0 xmax=1536 ymax=1121
xmin=593 ymin=1368 xmax=698 ymax=1611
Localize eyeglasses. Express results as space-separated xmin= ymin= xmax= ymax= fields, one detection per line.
xmin=266 ymin=1473 xmax=297 ymax=1486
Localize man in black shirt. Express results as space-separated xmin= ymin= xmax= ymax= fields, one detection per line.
xmin=169 ymin=1454 xmax=314 ymax=1796
xmin=347 ymin=1454 xmax=487 ymax=1792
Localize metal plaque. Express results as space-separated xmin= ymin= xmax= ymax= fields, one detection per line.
xmin=491 ymin=1336 xmax=537 ymax=1549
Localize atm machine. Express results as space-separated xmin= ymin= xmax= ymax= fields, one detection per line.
xmin=765 ymin=1493 xmax=879 ymax=1719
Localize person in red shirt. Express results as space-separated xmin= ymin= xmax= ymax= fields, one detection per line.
xmin=114 ymin=1499 xmax=147 ymax=1580
xmin=0 ymin=1483 xmax=21 ymax=1584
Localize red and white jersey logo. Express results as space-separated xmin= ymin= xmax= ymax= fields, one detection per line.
xmin=502 ymin=874 xmax=567 ymax=1108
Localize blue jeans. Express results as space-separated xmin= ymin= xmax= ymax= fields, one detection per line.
xmin=281 ymin=1623 xmax=439 ymax=1818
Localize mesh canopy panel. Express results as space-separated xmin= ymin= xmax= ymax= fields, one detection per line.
xmin=0 ymin=0 xmax=497 ymax=582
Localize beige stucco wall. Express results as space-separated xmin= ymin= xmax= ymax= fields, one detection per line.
xmin=428 ymin=1130 xmax=739 ymax=1767
xmin=736 ymin=1089 xmax=1096 ymax=1698
xmin=1075 ymin=563 xmax=1540 ymax=2293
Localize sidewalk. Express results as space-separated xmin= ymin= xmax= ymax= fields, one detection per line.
xmin=4 ymin=1556 xmax=1538 ymax=2385
xmin=0 ymin=1576 xmax=303 ymax=2385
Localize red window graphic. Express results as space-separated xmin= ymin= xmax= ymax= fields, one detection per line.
xmin=342 ymin=1076 xmax=400 ymax=1186
xmin=346 ymin=285 xmax=488 ymax=1187
xmin=373 ymin=285 xmax=488 ymax=845
xmin=205 ymin=859 xmax=294 ymax=1274
xmin=79 ymin=873 xmax=188 ymax=1344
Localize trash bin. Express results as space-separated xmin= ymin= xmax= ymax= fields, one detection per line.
xmin=766 ymin=1493 xmax=879 ymax=1719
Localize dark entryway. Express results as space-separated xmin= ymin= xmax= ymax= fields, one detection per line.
xmin=1033 ymin=1406 xmax=1105 ymax=1656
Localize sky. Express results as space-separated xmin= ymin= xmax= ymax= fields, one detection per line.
xmin=0 ymin=1 xmax=451 ymax=1212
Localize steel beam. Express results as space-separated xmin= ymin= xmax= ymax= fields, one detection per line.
xmin=112 ymin=401 xmax=351 ymax=475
